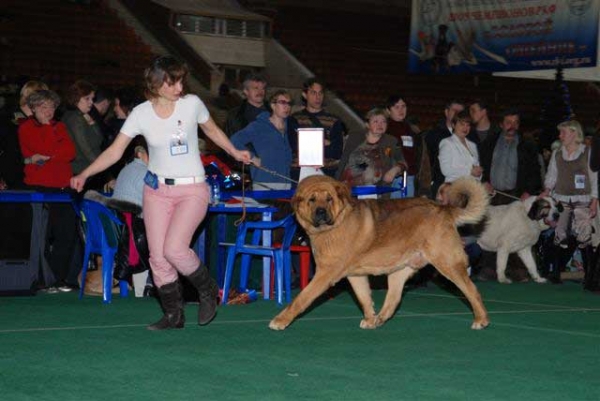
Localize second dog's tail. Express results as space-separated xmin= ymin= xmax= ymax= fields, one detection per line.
xmin=446 ymin=177 xmax=489 ymax=226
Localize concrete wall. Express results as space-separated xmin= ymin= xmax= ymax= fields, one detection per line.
xmin=181 ymin=34 xmax=266 ymax=67
xmin=264 ymin=39 xmax=365 ymax=139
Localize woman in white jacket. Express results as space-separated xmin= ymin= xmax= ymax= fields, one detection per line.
xmin=439 ymin=110 xmax=482 ymax=183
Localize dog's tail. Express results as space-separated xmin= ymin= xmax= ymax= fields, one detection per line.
xmin=446 ymin=177 xmax=489 ymax=226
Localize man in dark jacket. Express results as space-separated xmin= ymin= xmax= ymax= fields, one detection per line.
xmin=224 ymin=74 xmax=269 ymax=136
xmin=479 ymin=108 xmax=543 ymax=205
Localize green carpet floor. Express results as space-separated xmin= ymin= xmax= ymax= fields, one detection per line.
xmin=1 ymin=281 xmax=599 ymax=401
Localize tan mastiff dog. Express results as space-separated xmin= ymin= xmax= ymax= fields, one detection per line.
xmin=269 ymin=175 xmax=490 ymax=330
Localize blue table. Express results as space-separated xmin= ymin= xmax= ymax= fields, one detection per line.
xmin=0 ymin=191 xmax=78 ymax=289
xmin=0 ymin=191 xmax=279 ymax=298
xmin=221 ymin=185 xmax=400 ymax=201
xmin=0 ymin=191 xmax=75 ymax=204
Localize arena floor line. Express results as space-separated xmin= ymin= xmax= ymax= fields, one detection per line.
xmin=1 ymin=305 xmax=598 ymax=335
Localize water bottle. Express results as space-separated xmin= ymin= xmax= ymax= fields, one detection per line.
xmin=210 ymin=175 xmax=221 ymax=205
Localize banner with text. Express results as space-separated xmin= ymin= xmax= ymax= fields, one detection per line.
xmin=408 ymin=0 xmax=599 ymax=74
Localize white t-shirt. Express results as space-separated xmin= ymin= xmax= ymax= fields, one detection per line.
xmin=121 ymin=94 xmax=209 ymax=179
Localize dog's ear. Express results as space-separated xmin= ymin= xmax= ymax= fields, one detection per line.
xmin=334 ymin=181 xmax=352 ymax=203
xmin=527 ymin=199 xmax=546 ymax=220
xmin=291 ymin=193 xmax=303 ymax=213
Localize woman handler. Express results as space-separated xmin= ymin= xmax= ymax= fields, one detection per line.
xmin=71 ymin=56 xmax=251 ymax=330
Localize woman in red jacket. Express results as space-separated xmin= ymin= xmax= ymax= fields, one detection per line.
xmin=18 ymin=89 xmax=79 ymax=293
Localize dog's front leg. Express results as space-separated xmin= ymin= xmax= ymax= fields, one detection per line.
xmin=377 ymin=267 xmax=415 ymax=326
xmin=346 ymin=275 xmax=377 ymax=329
xmin=517 ymin=247 xmax=547 ymax=283
xmin=269 ymin=268 xmax=344 ymax=330
xmin=496 ymin=249 xmax=511 ymax=283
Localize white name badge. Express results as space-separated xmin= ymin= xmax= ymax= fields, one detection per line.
xmin=170 ymin=138 xmax=189 ymax=156
xmin=401 ymin=135 xmax=414 ymax=147
xmin=574 ymin=174 xmax=586 ymax=189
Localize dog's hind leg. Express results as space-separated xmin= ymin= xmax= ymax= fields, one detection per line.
xmin=347 ymin=275 xmax=378 ymax=329
xmin=269 ymin=269 xmax=345 ymax=330
xmin=496 ymin=249 xmax=511 ymax=284
xmin=517 ymin=247 xmax=547 ymax=283
xmin=431 ymin=253 xmax=489 ymax=330
xmin=376 ymin=267 xmax=416 ymax=327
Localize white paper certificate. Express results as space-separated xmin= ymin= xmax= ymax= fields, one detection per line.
xmin=298 ymin=128 xmax=324 ymax=167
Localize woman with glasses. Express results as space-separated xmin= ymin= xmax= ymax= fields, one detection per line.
xmin=71 ymin=56 xmax=251 ymax=330
xmin=230 ymin=89 xmax=294 ymax=190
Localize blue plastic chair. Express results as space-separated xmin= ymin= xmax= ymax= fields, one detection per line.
xmin=78 ymin=199 xmax=129 ymax=303
xmin=220 ymin=214 xmax=297 ymax=305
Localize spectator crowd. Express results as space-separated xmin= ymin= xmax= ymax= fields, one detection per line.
xmin=1 ymin=67 xmax=599 ymax=306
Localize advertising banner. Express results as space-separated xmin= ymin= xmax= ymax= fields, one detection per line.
xmin=408 ymin=0 xmax=599 ymax=74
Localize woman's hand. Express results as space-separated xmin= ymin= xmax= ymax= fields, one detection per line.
xmin=30 ymin=154 xmax=51 ymax=165
xmin=251 ymin=157 xmax=262 ymax=167
xmin=70 ymin=173 xmax=88 ymax=193
xmin=231 ymin=149 xmax=252 ymax=164
xmin=383 ymin=166 xmax=401 ymax=184
xmin=590 ymin=198 xmax=598 ymax=218
xmin=471 ymin=165 xmax=483 ymax=178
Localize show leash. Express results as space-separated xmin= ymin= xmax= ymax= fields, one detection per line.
xmin=250 ymin=163 xmax=299 ymax=184
xmin=491 ymin=189 xmax=521 ymax=201
xmin=233 ymin=162 xmax=297 ymax=226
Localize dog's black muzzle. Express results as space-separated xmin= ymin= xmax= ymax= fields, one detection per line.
xmin=313 ymin=207 xmax=333 ymax=227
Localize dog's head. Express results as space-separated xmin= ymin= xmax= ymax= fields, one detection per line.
xmin=527 ymin=196 xmax=561 ymax=228
xmin=291 ymin=175 xmax=352 ymax=232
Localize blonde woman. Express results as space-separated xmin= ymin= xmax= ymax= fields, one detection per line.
xmin=542 ymin=120 xmax=598 ymax=290
xmin=341 ymin=108 xmax=406 ymax=187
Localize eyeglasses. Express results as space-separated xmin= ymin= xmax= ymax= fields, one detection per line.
xmin=273 ymin=100 xmax=293 ymax=106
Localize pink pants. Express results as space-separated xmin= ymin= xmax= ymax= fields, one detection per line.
xmin=143 ymin=182 xmax=209 ymax=287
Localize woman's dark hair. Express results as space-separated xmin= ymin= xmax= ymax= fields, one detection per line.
xmin=385 ymin=94 xmax=407 ymax=109
xmin=66 ymin=80 xmax=95 ymax=107
xmin=144 ymin=56 xmax=188 ymax=99
xmin=452 ymin=109 xmax=472 ymax=125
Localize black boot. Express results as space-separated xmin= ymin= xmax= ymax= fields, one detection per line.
xmin=582 ymin=246 xmax=600 ymax=292
xmin=548 ymin=244 xmax=569 ymax=284
xmin=147 ymin=281 xmax=185 ymax=331
xmin=186 ymin=265 xmax=219 ymax=325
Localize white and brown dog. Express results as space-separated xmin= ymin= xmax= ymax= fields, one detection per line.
xmin=477 ymin=196 xmax=560 ymax=283
xmin=438 ymin=183 xmax=560 ymax=284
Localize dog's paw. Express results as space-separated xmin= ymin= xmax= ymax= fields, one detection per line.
xmin=359 ymin=316 xmax=379 ymax=329
xmin=534 ymin=277 xmax=548 ymax=284
xmin=471 ymin=320 xmax=490 ymax=330
xmin=498 ymin=277 xmax=512 ymax=284
xmin=268 ymin=317 xmax=289 ymax=331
